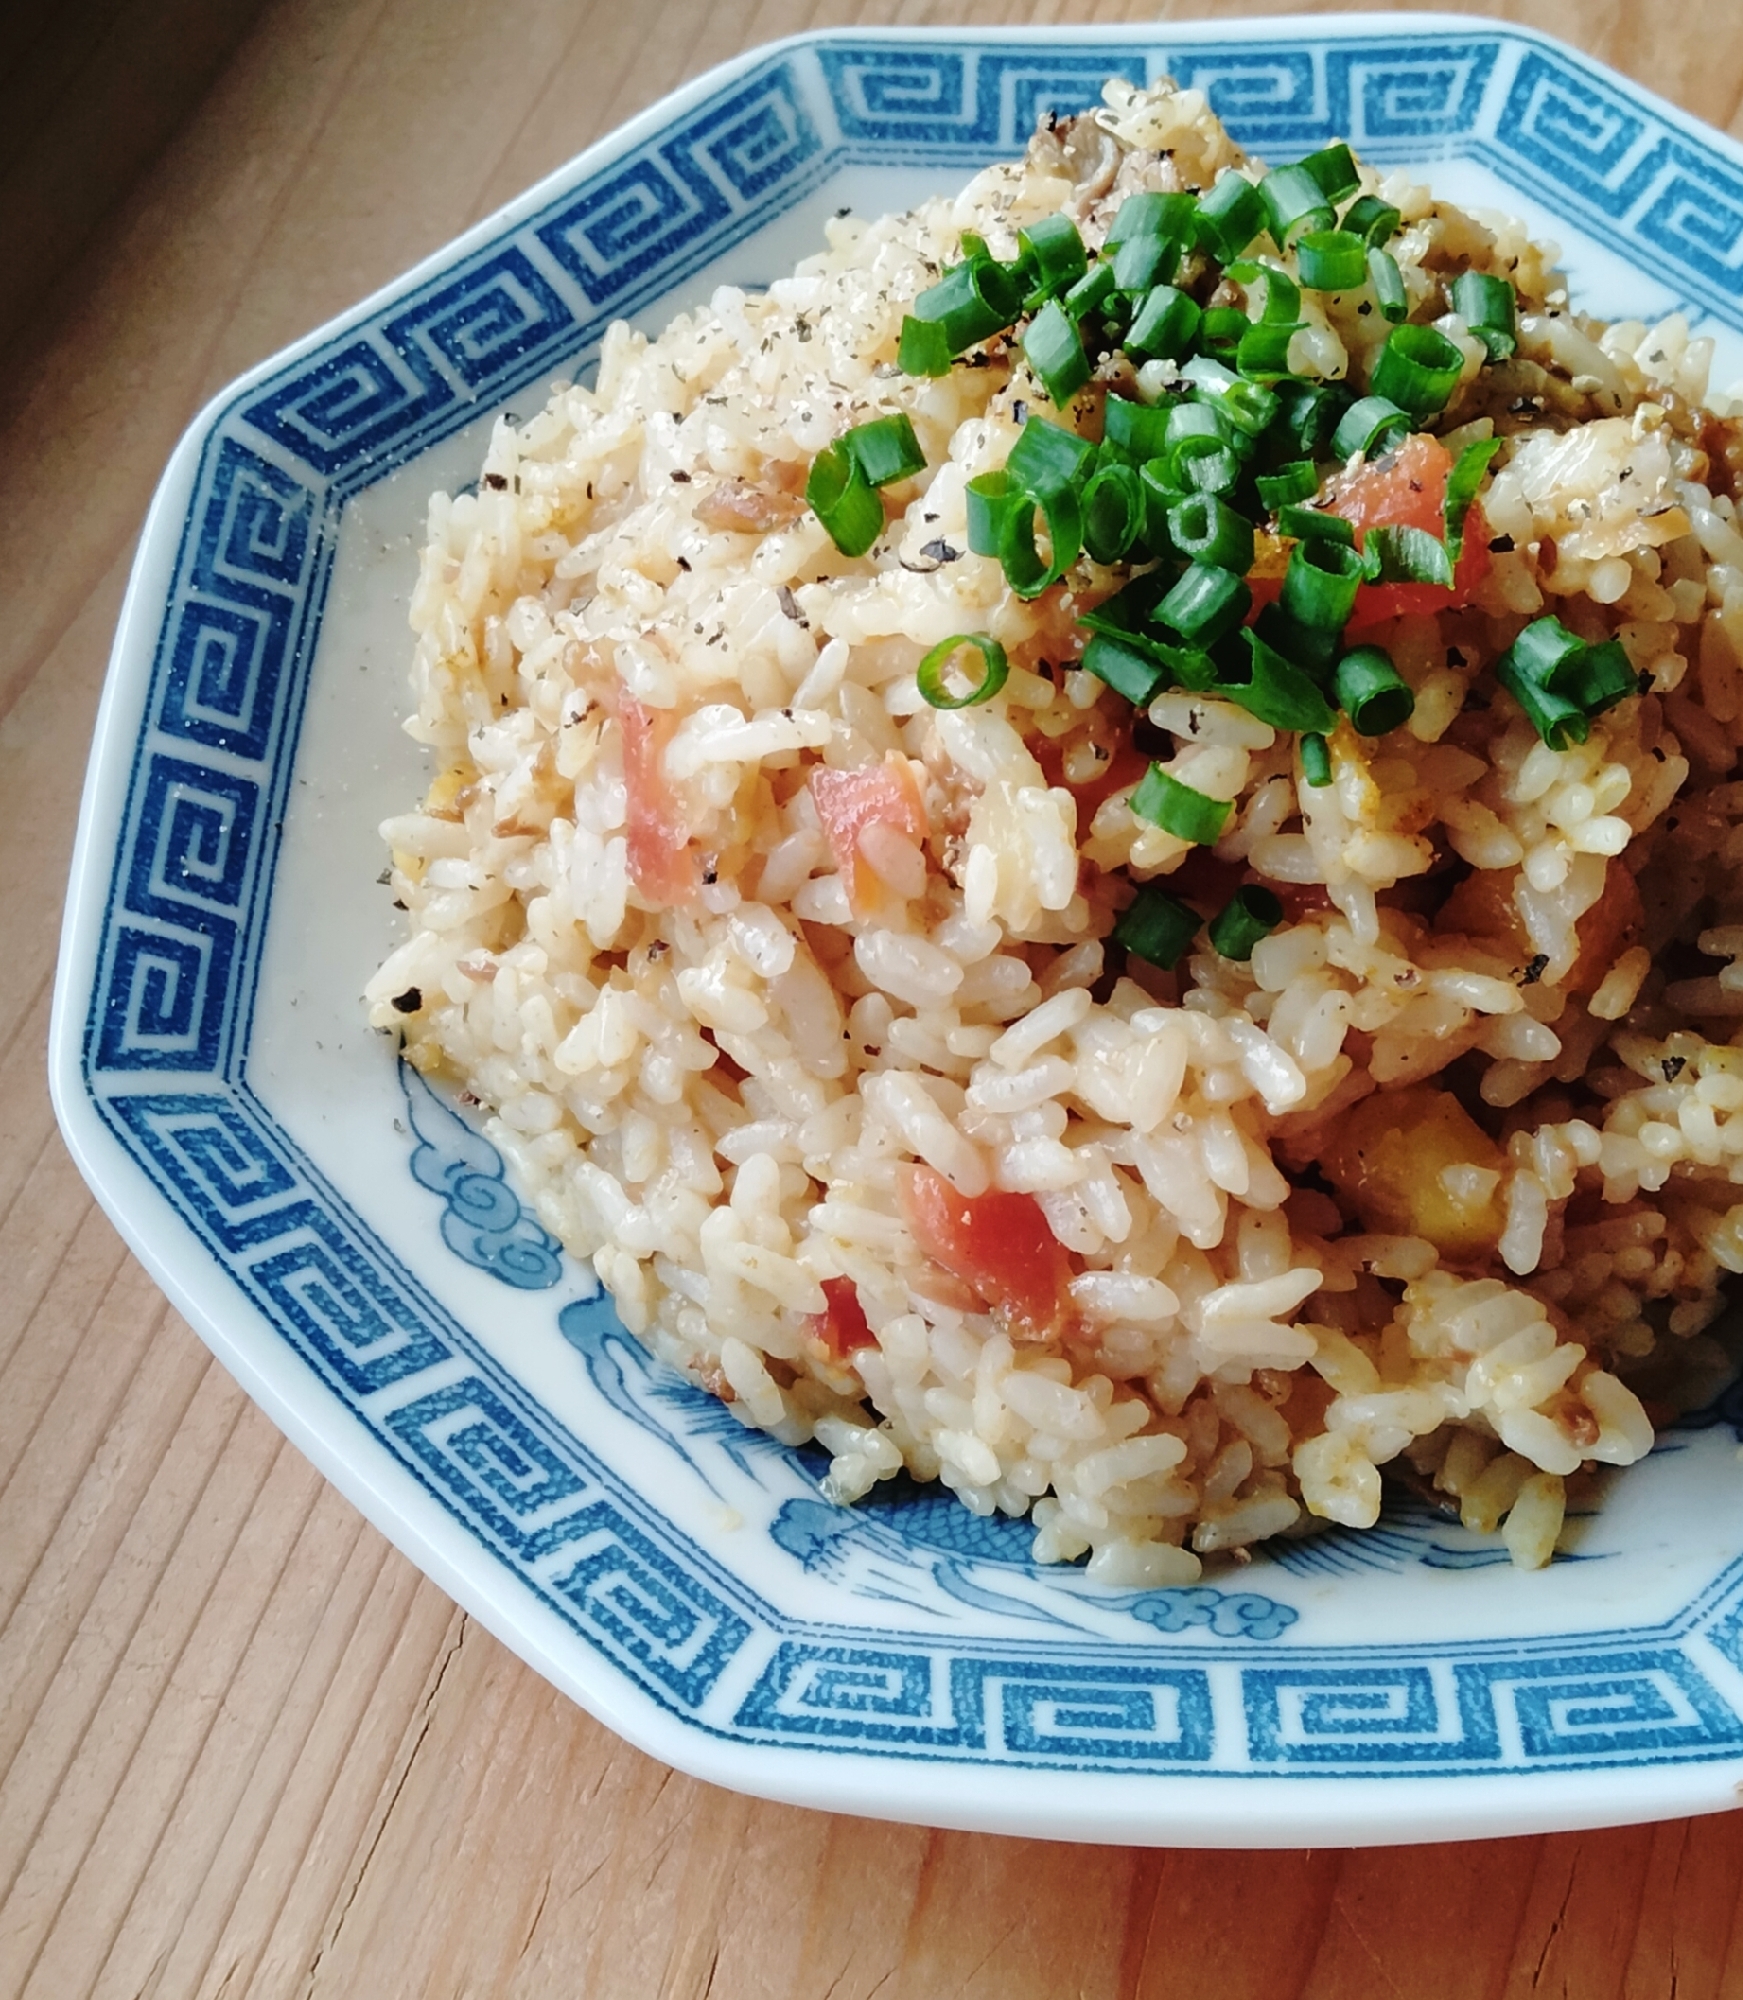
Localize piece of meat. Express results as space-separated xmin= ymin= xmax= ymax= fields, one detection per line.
xmin=900 ymin=1165 xmax=1075 ymax=1341
xmin=620 ymin=696 xmax=698 ymax=905
xmin=809 ymin=753 xmax=930 ymax=919
xmin=806 ymin=1275 xmax=876 ymax=1358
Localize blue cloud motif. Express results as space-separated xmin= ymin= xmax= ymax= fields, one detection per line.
xmin=398 ymin=1062 xmax=563 ymax=1289
xmin=1126 ymin=1588 xmax=1298 ymax=1642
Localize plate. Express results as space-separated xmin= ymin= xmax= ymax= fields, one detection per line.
xmin=50 ymin=12 xmax=1743 ymax=1846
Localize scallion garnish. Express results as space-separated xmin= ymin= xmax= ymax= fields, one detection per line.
xmin=1300 ymin=142 xmax=1361 ymax=204
xmin=1301 ymin=732 xmax=1334 ymax=786
xmin=1229 ymin=260 xmax=1302 ymax=325
xmin=1259 ymin=163 xmax=1336 ymax=246
xmin=1081 ymin=460 xmax=1145 ymax=564
xmin=844 ymin=413 xmax=926 ymax=487
xmin=1271 ymin=380 xmax=1348 ymax=458
xmin=1221 ymin=629 xmax=1338 ymax=733
xmin=1182 ymin=356 xmax=1279 ymax=436
xmin=1366 ymin=247 xmax=1408 ymax=323
xmin=1104 ymin=395 xmax=1175 ymax=461
xmin=1199 ymin=306 xmax=1249 ymax=360
xmin=904 ymin=255 xmax=1024 ymax=360
xmin=1277 ymin=503 xmax=1356 ymax=546
xmin=1208 ymin=884 xmax=1285 ymax=959
xmin=1331 ymin=394 xmax=1411 ymax=461
xmin=1257 ymin=460 xmax=1320 ymax=511
xmin=1296 ymin=228 xmax=1368 ymax=292
xmin=916 ymin=633 xmax=1010 ymax=709
xmin=1235 ymin=321 xmax=1305 ymax=382
xmin=1497 ymin=616 xmax=1640 ymax=748
xmin=1113 ymin=883 xmax=1201 ymax=969
xmin=1063 ymin=262 xmax=1119 ymax=324
xmin=1282 ymin=536 xmax=1367 ymax=634
xmin=966 ymin=469 xmax=1024 ymax=559
xmin=1023 ymin=298 xmax=1091 ymax=405
xmin=897 ymin=316 xmax=954 ymax=377
xmin=1107 ymin=190 xmax=1198 ymax=246
xmin=1167 ymin=432 xmax=1243 ymax=497
xmin=806 ymin=442 xmax=885 ymax=556
xmin=1006 ymin=416 xmax=1097 ymax=497
xmin=1017 ymin=214 xmax=1088 ymax=307
xmin=1158 ymin=563 xmax=1252 ymax=648
xmin=1444 ymin=435 xmax=1503 ymax=560
xmin=1451 ymin=271 xmax=1518 ymax=359
xmin=1082 ymin=632 xmax=1170 ymax=707
xmin=1125 ymin=284 xmax=1202 ymax=361
xmin=1111 ymin=233 xmax=1180 ymax=295
xmin=1365 ymin=525 xmax=1455 ymax=587
xmin=1167 ymin=493 xmax=1256 ymax=573
xmin=1371 ymin=323 xmax=1466 ymax=419
xmin=1194 ymin=171 xmax=1265 ymax=262
xmin=1341 ymin=194 xmax=1401 ymax=248
xmin=1335 ymin=645 xmax=1417 ymax=735
xmin=1131 ymin=764 xmax=1235 ymax=845
xmin=999 ymin=483 xmax=1084 ymax=598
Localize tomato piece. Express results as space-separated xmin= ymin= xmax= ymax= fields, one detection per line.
xmin=809 ymin=754 xmax=930 ymax=920
xmin=620 ymin=697 xmax=697 ymax=906
xmin=807 ymin=1276 xmax=876 ymax=1358
xmin=1323 ymin=433 xmax=1492 ymax=624
xmin=900 ymin=1165 xmax=1075 ymax=1340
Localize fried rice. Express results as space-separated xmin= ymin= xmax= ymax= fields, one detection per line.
xmin=367 ymin=79 xmax=1743 ymax=1582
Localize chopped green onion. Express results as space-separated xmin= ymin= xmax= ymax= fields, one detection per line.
xmin=916 ymin=633 xmax=1010 ymax=709
xmin=1108 ymin=191 xmax=1197 ymax=245
xmin=1166 ymin=402 xmax=1232 ymax=450
xmin=1111 ymin=233 xmax=1181 ymax=294
xmin=1023 ymin=299 xmax=1091 ymax=405
xmin=1113 ymin=883 xmax=1201 ymax=969
xmin=1372 ymin=323 xmax=1466 ymax=419
xmin=1081 ymin=461 xmax=1145 ymax=564
xmin=908 ymin=256 xmax=1024 ymax=356
xmin=1236 ymin=321 xmax=1305 ymax=382
xmin=1183 ymin=356 xmax=1278 ymax=437
xmin=1000 ymin=483 xmax=1084 ymax=598
xmin=1125 ymin=284 xmax=1202 ymax=362
xmin=1194 ymin=172 xmax=1265 ymax=262
xmin=1167 ymin=493 xmax=1256 ymax=573
xmin=1367 ymin=524 xmax=1454 ymax=587
xmin=1341 ymin=194 xmax=1401 ymax=248
xmin=1221 ymin=628 xmax=1338 ymax=733
xmin=1277 ymin=503 xmax=1355 ymax=547
xmin=1335 ymin=644 xmax=1416 ymax=734
xmin=1282 ymin=535 xmax=1367 ymax=633
xmin=960 ymin=232 xmax=992 ymax=263
xmin=1006 ymin=416 xmax=1097 ymax=497
xmin=1259 ymin=163 xmax=1335 ymax=246
xmin=1208 ymin=884 xmax=1285 ymax=959
xmin=1444 ymin=435 xmax=1503 ymax=561
xmin=1017 ymin=213 xmax=1089 ymax=305
xmin=1159 ymin=563 xmax=1252 ymax=648
xmin=1270 ymin=380 xmax=1348 ymax=458
xmin=1254 ymin=600 xmax=1339 ymax=682
xmin=1064 ymin=262 xmax=1119 ymax=324
xmin=1079 ymin=567 xmax=1176 ymax=641
xmin=1366 ymin=247 xmax=1408 ymax=323
xmin=1228 ymin=260 xmax=1302 ymax=326
xmin=1296 ymin=229 xmax=1368 ymax=292
xmin=1451 ymin=271 xmax=1518 ymax=359
xmin=1104 ymin=395 xmax=1175 ymax=461
xmin=806 ymin=442 xmax=885 ymax=556
xmin=1199 ymin=306 xmax=1249 ymax=359
xmin=1131 ymin=764 xmax=1235 ymax=845
xmin=1500 ymin=616 xmax=1640 ymax=737
xmin=843 ymin=413 xmax=926 ymax=487
xmin=1258 ymin=461 xmax=1320 ymax=511
xmin=1081 ymin=632 xmax=1170 ymax=706
xmin=1331 ymin=394 xmax=1411 ymax=461
xmin=897 ymin=316 xmax=954 ymax=377
xmin=966 ymin=469 xmax=1025 ymax=559
xmin=1300 ymin=732 xmax=1333 ymax=785
xmin=1300 ymin=142 xmax=1361 ymax=204
xmin=1168 ymin=433 xmax=1243 ymax=497
xmin=1576 ymin=639 xmax=1639 ymax=716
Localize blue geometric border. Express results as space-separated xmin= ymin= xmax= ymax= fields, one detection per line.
xmin=75 ymin=25 xmax=1743 ymax=1783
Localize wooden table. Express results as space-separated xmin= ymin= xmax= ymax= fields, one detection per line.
xmin=8 ymin=1 xmax=1743 ymax=1992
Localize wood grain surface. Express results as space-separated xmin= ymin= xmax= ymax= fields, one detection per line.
xmin=8 ymin=1 xmax=1743 ymax=1993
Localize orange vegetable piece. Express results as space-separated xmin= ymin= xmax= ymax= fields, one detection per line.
xmin=807 ymin=1276 xmax=876 ymax=1358
xmin=620 ymin=696 xmax=698 ymax=906
xmin=809 ymin=753 xmax=930 ymax=919
xmin=1317 ymin=1085 xmax=1506 ymax=1261
xmin=900 ymin=1165 xmax=1075 ymax=1340
xmin=1324 ymin=432 xmax=1492 ymax=624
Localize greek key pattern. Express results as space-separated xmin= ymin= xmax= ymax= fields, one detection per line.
xmin=75 ymin=24 xmax=1743 ymax=1778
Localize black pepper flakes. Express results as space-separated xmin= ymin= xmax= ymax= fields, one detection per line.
xmin=1662 ymin=1055 xmax=1687 ymax=1082
xmin=483 ymin=472 xmax=508 ymax=491
xmin=1519 ymin=953 xmax=1549 ymax=987
xmin=391 ymin=987 xmax=422 ymax=1014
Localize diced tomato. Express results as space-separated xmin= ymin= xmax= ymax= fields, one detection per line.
xmin=807 ymin=1276 xmax=876 ymax=1359
xmin=900 ymin=1165 xmax=1075 ymax=1341
xmin=1323 ymin=432 xmax=1492 ymax=624
xmin=620 ymin=696 xmax=697 ymax=906
xmin=809 ymin=754 xmax=930 ymax=920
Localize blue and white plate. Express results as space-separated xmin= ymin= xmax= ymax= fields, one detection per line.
xmin=51 ymin=14 xmax=1743 ymax=1845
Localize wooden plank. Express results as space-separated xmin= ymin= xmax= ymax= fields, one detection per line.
xmin=6 ymin=2 xmax=1743 ymax=1995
